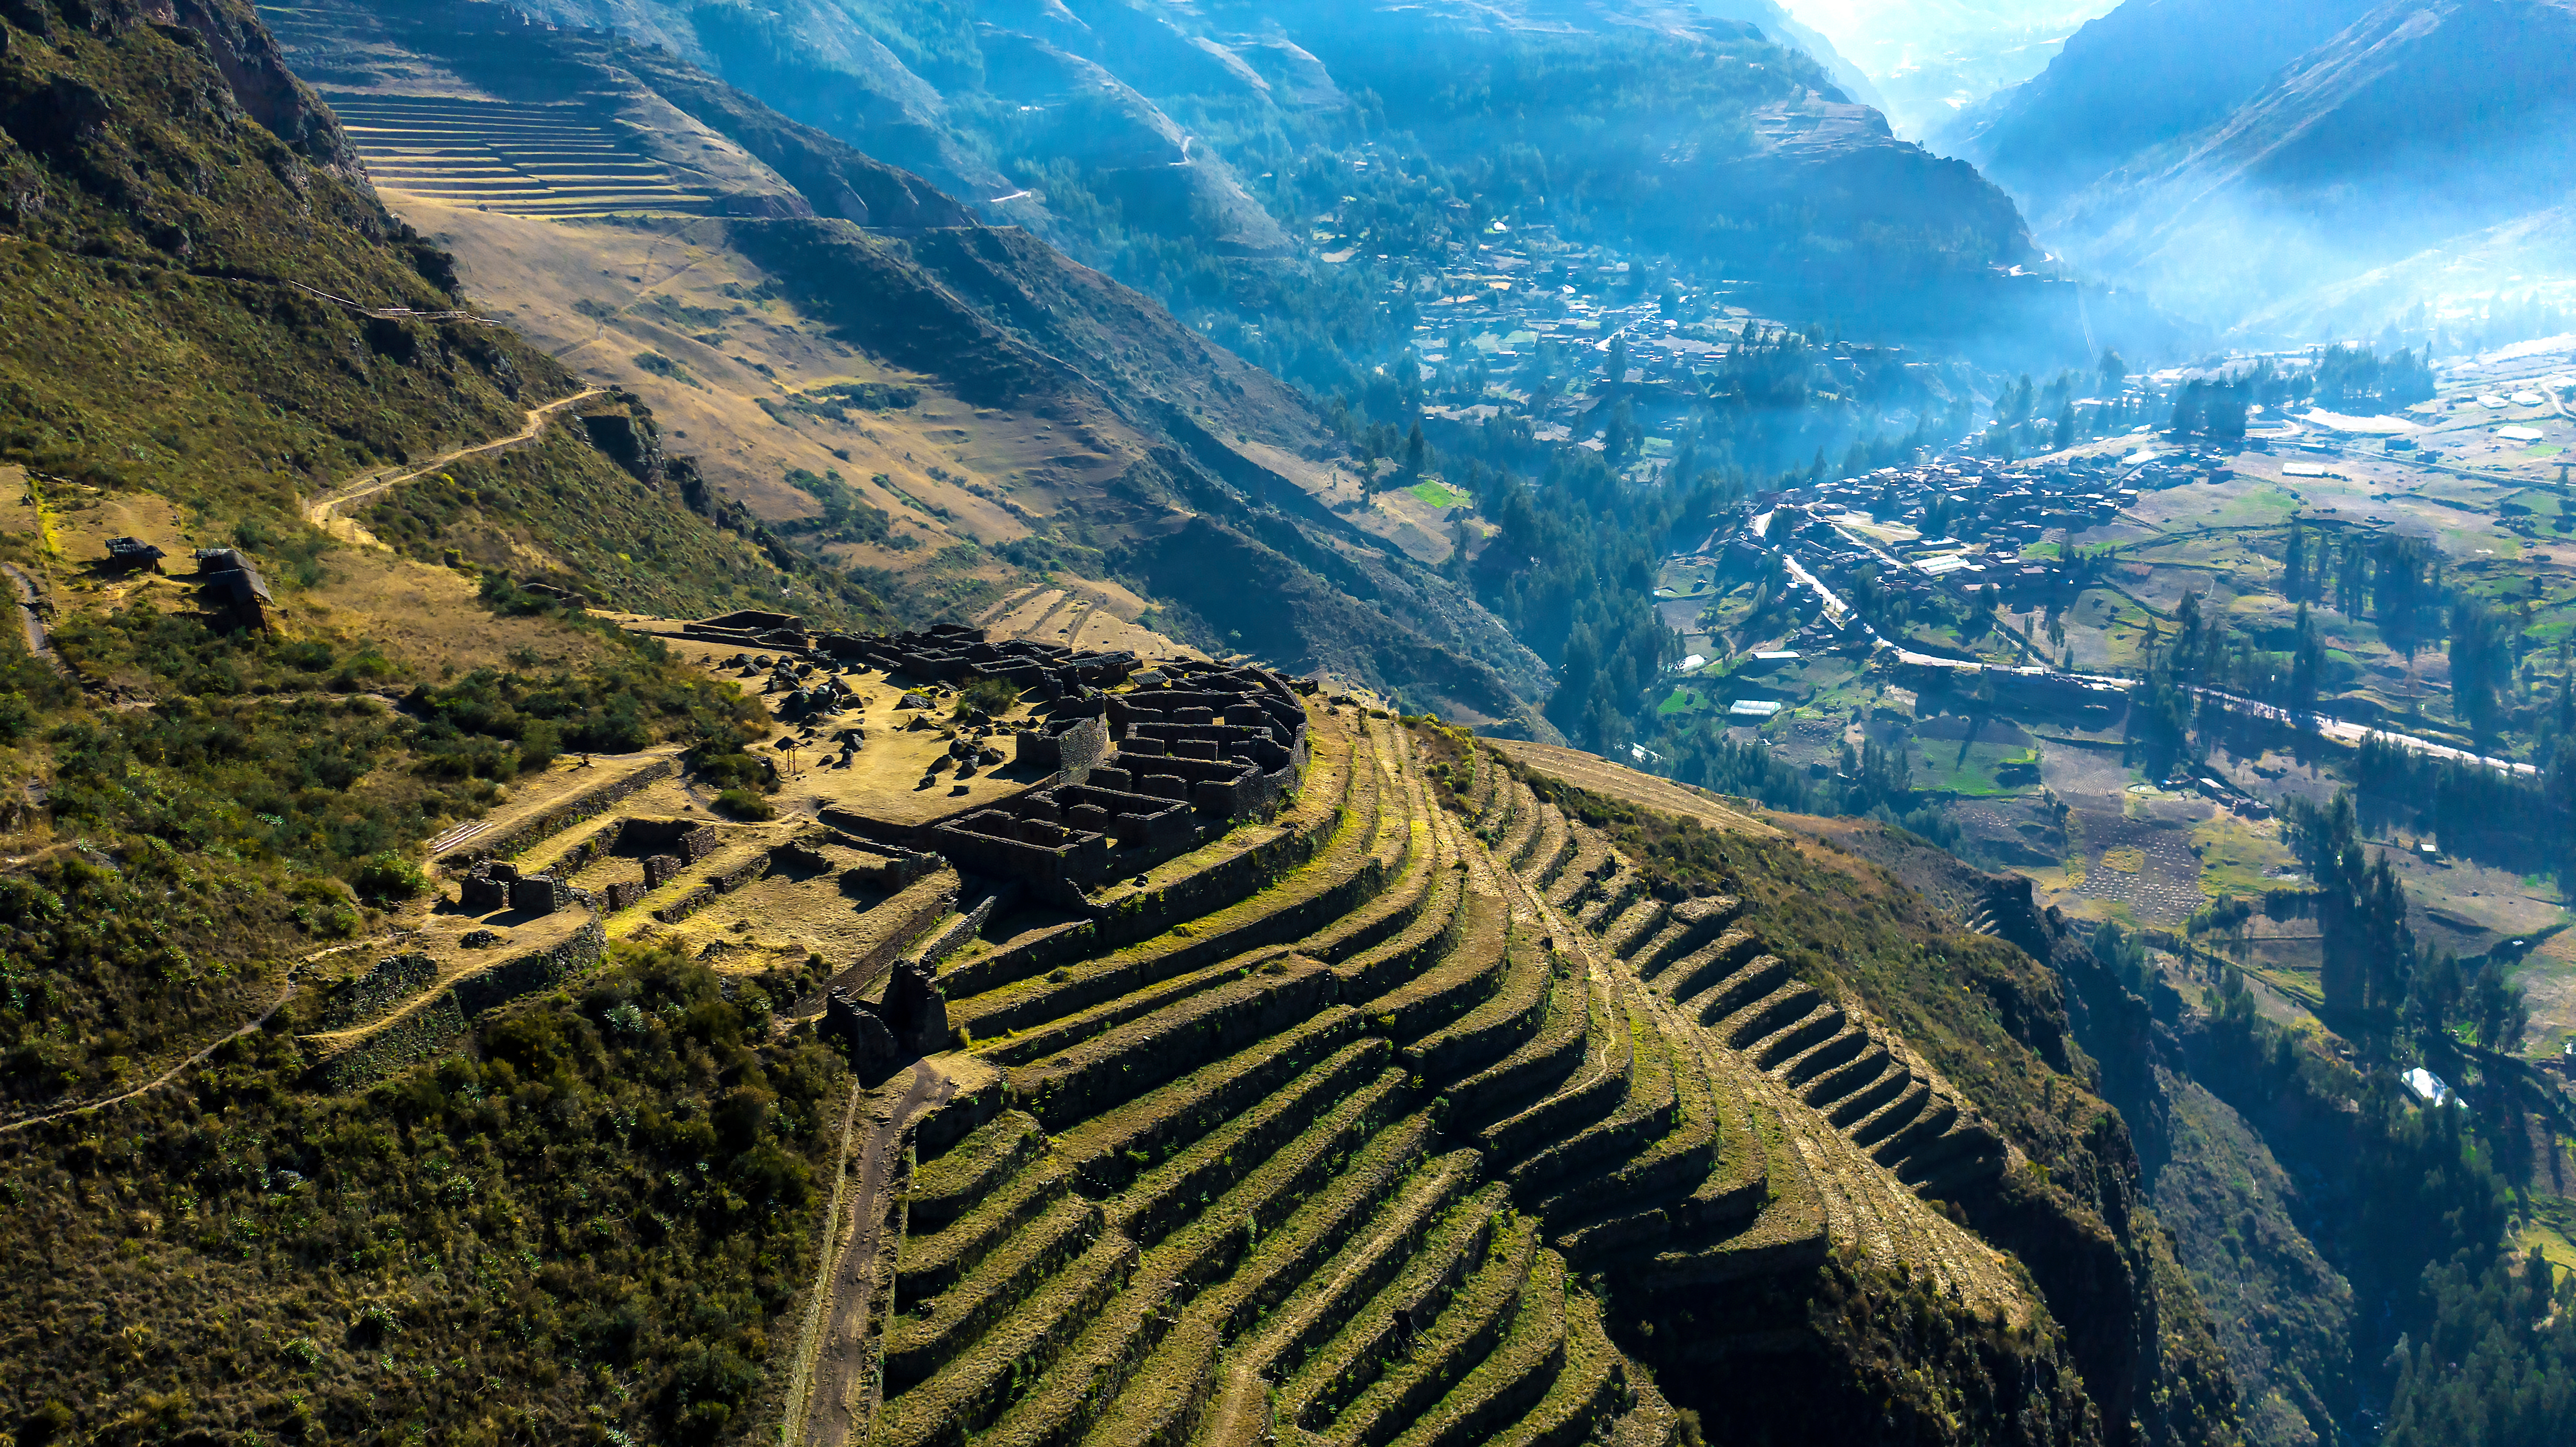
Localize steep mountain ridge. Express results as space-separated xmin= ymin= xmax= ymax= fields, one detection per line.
xmin=1937 ymin=0 xmax=2378 ymax=216
xmin=260 ymin=0 xmax=1559 ymax=724
xmin=427 ymin=0 xmax=2049 ymax=339
xmin=1945 ymin=0 xmax=2576 ymax=331
xmin=2054 ymin=0 xmax=2576 ymax=322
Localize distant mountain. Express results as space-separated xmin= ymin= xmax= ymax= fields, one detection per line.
xmin=1784 ymin=0 xmax=2120 ymax=140
xmin=1945 ymin=0 xmax=2576 ymax=335
xmin=462 ymin=0 xmax=2043 ymax=338
xmin=263 ymin=0 xmax=1558 ymax=724
xmin=1936 ymin=0 xmax=2378 ymax=211
xmin=1687 ymin=0 xmax=1894 ymax=112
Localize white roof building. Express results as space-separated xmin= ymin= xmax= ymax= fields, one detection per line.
xmin=2403 ymin=1068 xmax=2452 ymax=1106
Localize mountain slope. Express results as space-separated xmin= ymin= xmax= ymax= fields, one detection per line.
xmin=1687 ymin=0 xmax=1894 ymax=112
xmin=0 ymin=0 xmax=556 ymax=516
xmin=1937 ymin=0 xmax=2378 ymax=215
xmin=259 ymin=0 xmax=1559 ymax=723
xmin=1946 ymin=0 xmax=2576 ymax=331
xmin=2057 ymin=0 xmax=2576 ymax=325
xmin=436 ymin=0 xmax=2045 ymax=341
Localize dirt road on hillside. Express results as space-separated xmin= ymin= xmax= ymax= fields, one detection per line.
xmin=304 ymin=387 xmax=605 ymax=536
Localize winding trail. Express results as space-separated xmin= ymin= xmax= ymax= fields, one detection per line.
xmin=0 ymin=974 xmax=301 ymax=1134
xmin=0 ymin=933 xmax=396 ymax=1134
xmin=304 ymin=386 xmax=606 ymax=537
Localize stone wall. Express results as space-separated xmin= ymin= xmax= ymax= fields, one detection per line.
xmin=438 ymin=757 xmax=678 ymax=871
xmin=649 ymin=849 xmax=775 ymax=924
xmin=322 ymin=953 xmax=437 ymax=1028
xmin=926 ymin=809 xmax=1113 ymax=898
xmin=1013 ymin=712 xmax=1108 ymax=782
xmin=319 ymin=921 xmax=609 ymax=1091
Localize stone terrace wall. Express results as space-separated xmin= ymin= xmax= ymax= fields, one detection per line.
xmin=319 ymin=921 xmax=609 ymax=1091
xmin=322 ymin=953 xmax=436 ymax=1029
xmin=649 ymin=849 xmax=776 ymax=924
xmin=438 ymin=758 xmax=678 ymax=871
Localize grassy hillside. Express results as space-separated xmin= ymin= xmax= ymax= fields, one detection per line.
xmin=248 ymin=0 xmax=1565 ymax=722
xmin=2 ymin=943 xmax=842 ymax=1447
xmin=0 ymin=0 xmax=573 ymax=528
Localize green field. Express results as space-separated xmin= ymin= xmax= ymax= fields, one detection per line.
xmin=1912 ymin=740 xmax=2044 ymax=797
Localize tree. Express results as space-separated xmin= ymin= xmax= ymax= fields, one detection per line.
xmin=2052 ymin=401 xmax=2076 ymax=452
xmin=1602 ymin=399 xmax=1643 ymax=467
xmin=1402 ymin=421 xmax=1428 ymax=478
xmin=1968 ymin=583 xmax=1999 ymax=641
xmin=2291 ymin=602 xmax=2325 ymax=714
xmin=2099 ymin=349 xmax=2128 ymax=395
xmin=2287 ymin=791 xmax=2417 ymax=1025
xmin=2448 ymin=594 xmax=2513 ymax=741
xmin=2204 ymin=386 xmax=2247 ymax=444
xmin=2170 ymin=380 xmax=2205 ymax=435
xmin=2469 ymin=958 xmax=2528 ymax=1050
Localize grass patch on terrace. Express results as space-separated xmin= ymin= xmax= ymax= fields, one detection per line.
xmin=1409 ymin=479 xmax=1473 ymax=508
xmin=1499 ymin=752 xmax=2154 ymax=1200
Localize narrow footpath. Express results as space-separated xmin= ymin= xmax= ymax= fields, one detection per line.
xmin=305 ymin=386 xmax=605 ymax=538
xmin=800 ymin=1059 xmax=962 ymax=1447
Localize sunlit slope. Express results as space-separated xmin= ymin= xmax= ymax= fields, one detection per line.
xmin=855 ymin=711 xmax=2063 ymax=1445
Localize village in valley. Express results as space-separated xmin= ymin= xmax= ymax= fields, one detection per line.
xmin=1293 ymin=197 xmax=2576 ymax=1070
xmin=1615 ymin=332 xmax=2576 ymax=1070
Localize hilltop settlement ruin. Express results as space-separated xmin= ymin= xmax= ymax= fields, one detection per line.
xmin=294 ymin=598 xmax=2027 ymax=1445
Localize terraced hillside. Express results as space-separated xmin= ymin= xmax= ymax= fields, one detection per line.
xmin=253 ymin=3 xmax=735 ymax=219
xmin=323 ymin=93 xmax=718 ymax=218
xmin=783 ymin=704 xmax=2082 ymax=1447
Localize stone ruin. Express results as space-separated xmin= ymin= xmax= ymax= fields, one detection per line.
xmin=681 ymin=608 xmax=809 ymax=650
xmin=822 ymin=961 xmax=949 ymax=1083
xmin=193 ymin=547 xmax=272 ymax=632
xmin=683 ymin=614 xmax=1145 ymax=704
xmin=457 ymin=860 xmax=570 ymax=916
xmin=101 ymin=536 xmax=165 ymax=573
xmin=923 ymin=659 xmax=1313 ymax=898
xmin=827 ymin=624 xmax=1140 ymax=703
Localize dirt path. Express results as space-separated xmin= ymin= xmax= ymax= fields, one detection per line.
xmin=304 ymin=387 xmax=606 ymax=537
xmin=0 ymin=974 xmax=300 ymax=1134
xmin=801 ymin=1058 xmax=960 ymax=1447
xmin=0 ymin=936 xmax=396 ymax=1133
xmin=0 ymin=561 xmax=55 ymax=667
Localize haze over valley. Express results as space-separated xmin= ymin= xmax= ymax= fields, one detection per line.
xmin=0 ymin=1 xmax=2570 ymax=1446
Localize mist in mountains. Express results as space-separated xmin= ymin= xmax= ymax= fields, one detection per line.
xmin=1782 ymin=0 xmax=2119 ymax=138
xmin=1945 ymin=0 xmax=2576 ymax=343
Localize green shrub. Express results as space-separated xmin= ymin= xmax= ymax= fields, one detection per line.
xmin=957 ymin=676 xmax=1020 ymax=717
xmin=348 ymin=851 xmax=429 ymax=904
xmin=712 ymin=789 xmax=776 ymax=821
xmin=691 ymin=748 xmax=773 ymax=791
